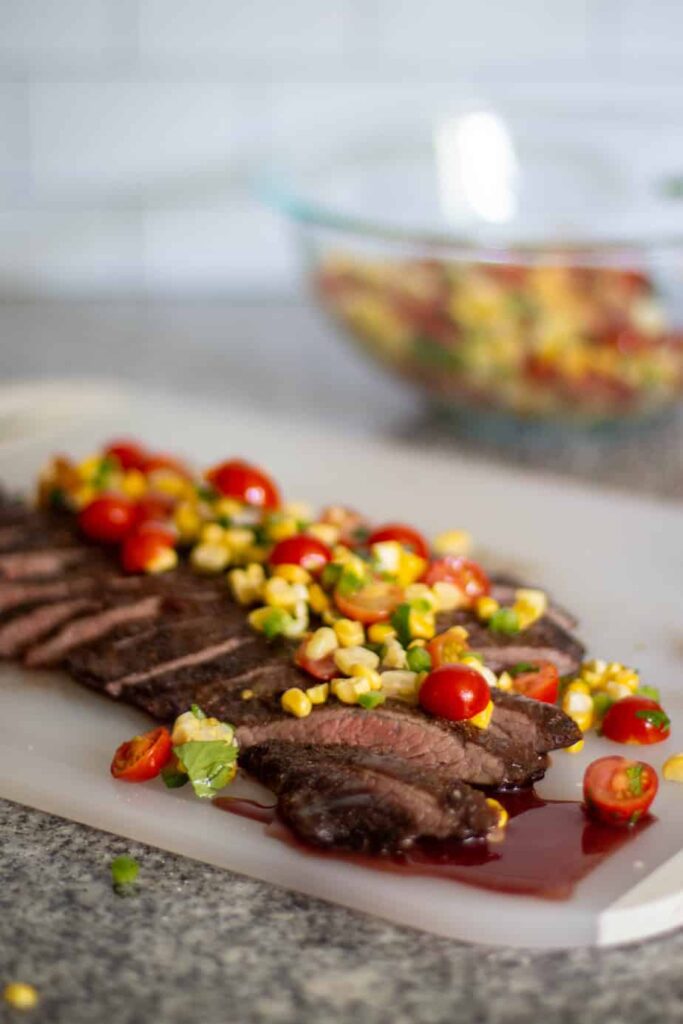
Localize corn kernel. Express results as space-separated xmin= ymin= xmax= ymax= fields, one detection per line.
xmin=3 ymin=983 xmax=39 ymax=1010
xmin=331 ymin=677 xmax=370 ymax=704
xmin=284 ymin=500 xmax=313 ymax=521
xmin=201 ymin=523 xmax=227 ymax=545
xmin=605 ymin=679 xmax=636 ymax=702
xmin=371 ymin=540 xmax=403 ymax=575
xmin=461 ymin=658 xmax=498 ymax=689
xmin=268 ymin=517 xmax=298 ymax=541
xmin=432 ymin=581 xmax=464 ymax=612
xmin=214 ymin=497 xmax=243 ymax=520
xmin=397 ymin=551 xmax=428 ymax=587
xmin=496 ymin=670 xmax=513 ymax=692
xmin=562 ymin=687 xmax=594 ymax=733
xmin=249 ymin=606 xmax=275 ymax=632
xmin=228 ymin=563 xmax=266 ymax=605
xmin=146 ymin=545 xmax=178 ymax=574
xmin=368 ymin=622 xmax=396 ymax=644
xmin=241 ymin=689 xmax=254 ymax=700
xmin=308 ymin=522 xmax=340 ymax=547
xmin=476 ymin=595 xmax=499 ymax=621
xmin=404 ymin=584 xmax=438 ymax=611
xmin=408 ymin=608 xmax=435 ymax=640
xmin=283 ymin=600 xmax=309 ymax=638
xmin=72 ymin=484 xmax=96 ymax=509
xmin=264 ymin=577 xmax=308 ymax=611
xmin=78 ymin=454 xmax=101 ymax=479
xmin=224 ymin=527 xmax=254 ymax=554
xmin=433 ymin=530 xmax=472 ymax=557
xmin=305 ymin=627 xmax=338 ymax=661
xmin=121 ymin=469 xmax=147 ymax=499
xmin=565 ymin=739 xmax=585 ymax=754
xmin=191 ymin=542 xmax=231 ymax=573
xmin=334 ymin=645 xmax=379 ymax=675
xmin=308 ymin=583 xmax=330 ymax=614
xmin=662 ymin=754 xmax=683 ymax=782
xmin=321 ymin=608 xmax=340 ymax=626
xmin=379 ymin=670 xmax=419 ymax=701
xmin=273 ymin=563 xmax=312 ymax=585
xmin=469 ymin=699 xmax=494 ymax=730
xmin=382 ymin=638 xmax=408 ymax=669
xmin=148 ymin=470 xmax=188 ymax=497
xmin=349 ymin=664 xmax=383 ymax=690
xmin=485 ymin=798 xmax=508 ymax=830
xmin=407 ymin=638 xmax=426 ymax=649
xmin=513 ymin=588 xmax=548 ymax=629
xmin=281 ymin=688 xmax=312 ymax=718
xmin=174 ymin=500 xmax=202 ymax=542
xmin=333 ymin=618 xmax=365 ymax=648
xmin=306 ymin=682 xmax=329 ymax=705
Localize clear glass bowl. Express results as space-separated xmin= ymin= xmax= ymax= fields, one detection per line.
xmin=264 ymin=103 xmax=683 ymax=425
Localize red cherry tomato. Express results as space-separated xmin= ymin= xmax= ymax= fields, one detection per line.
xmin=121 ymin=522 xmax=176 ymax=574
xmin=78 ymin=495 xmax=138 ymax=544
xmin=367 ymin=523 xmax=430 ymax=561
xmin=509 ymin=662 xmax=560 ymax=704
xmin=419 ymin=664 xmax=490 ymax=722
xmin=104 ymin=439 xmax=149 ymax=471
xmin=601 ymin=696 xmax=671 ymax=745
xmin=110 ymin=725 xmax=172 ymax=782
xmin=427 ymin=629 xmax=468 ymax=669
xmin=269 ymin=534 xmax=332 ymax=573
xmin=423 ymin=557 xmax=490 ymax=602
xmin=583 ymin=755 xmax=658 ymax=827
xmin=135 ymin=494 xmax=175 ymax=524
xmin=294 ymin=637 xmax=338 ymax=681
xmin=334 ymin=581 xmax=404 ymax=624
xmin=144 ymin=452 xmax=192 ymax=478
xmin=206 ymin=459 xmax=280 ymax=510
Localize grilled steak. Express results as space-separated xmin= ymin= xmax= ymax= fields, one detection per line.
xmin=0 ymin=597 xmax=100 ymax=657
xmin=240 ymin=741 xmax=498 ymax=852
xmin=438 ymin=610 xmax=584 ymax=676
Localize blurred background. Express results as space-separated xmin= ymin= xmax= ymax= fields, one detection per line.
xmin=1 ymin=0 xmax=682 ymax=497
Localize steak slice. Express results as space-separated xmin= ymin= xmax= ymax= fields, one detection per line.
xmin=438 ymin=610 xmax=585 ymax=676
xmin=0 ymin=547 xmax=95 ymax=581
xmin=23 ymin=595 xmax=162 ymax=667
xmin=489 ymin=576 xmax=578 ymax=633
xmin=0 ymin=597 xmax=101 ymax=657
xmin=240 ymin=741 xmax=498 ymax=853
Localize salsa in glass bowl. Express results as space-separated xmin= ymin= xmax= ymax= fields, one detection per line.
xmin=265 ymin=104 xmax=683 ymax=425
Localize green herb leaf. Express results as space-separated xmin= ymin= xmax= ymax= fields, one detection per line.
xmin=321 ymin=563 xmax=343 ymax=591
xmin=92 ymin=456 xmax=117 ymax=490
xmin=625 ymin=763 xmax=644 ymax=797
xmin=488 ymin=608 xmax=521 ymax=636
xmin=262 ymin=607 xmax=290 ymax=639
xmin=173 ymin=740 xmax=238 ymax=799
xmin=390 ymin=603 xmax=413 ymax=647
xmin=48 ymin=486 xmax=68 ymax=511
xmin=358 ymin=691 xmax=386 ymax=710
xmin=409 ymin=597 xmax=432 ymax=614
xmin=111 ymin=855 xmax=139 ymax=888
xmin=190 ymin=704 xmax=206 ymax=720
xmin=407 ymin=646 xmax=432 ymax=673
xmin=336 ymin=568 xmax=366 ymax=597
xmin=635 ymin=709 xmax=670 ymax=731
xmin=636 ymin=685 xmax=661 ymax=702
xmin=592 ymin=692 xmax=614 ymax=721
xmin=161 ymin=766 xmax=189 ymax=789
xmin=195 ymin=484 xmax=216 ymax=502
xmin=508 ymin=661 xmax=538 ymax=677
xmin=295 ymin=519 xmax=311 ymax=533
xmin=216 ymin=515 xmax=233 ymax=529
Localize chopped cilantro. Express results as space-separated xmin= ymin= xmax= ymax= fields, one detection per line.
xmin=190 ymin=704 xmax=206 ymax=720
xmin=173 ymin=739 xmax=238 ymax=799
xmin=636 ymin=685 xmax=661 ymax=702
xmin=195 ymin=484 xmax=216 ymax=502
xmin=390 ymin=603 xmax=413 ymax=647
xmin=409 ymin=597 xmax=432 ymax=614
xmin=358 ymin=691 xmax=386 ymax=710
xmin=295 ymin=519 xmax=311 ymax=533
xmin=321 ymin=563 xmax=343 ymax=590
xmin=625 ymin=763 xmax=644 ymax=797
xmin=161 ymin=766 xmax=189 ymax=789
xmin=92 ymin=456 xmax=117 ymax=490
xmin=216 ymin=515 xmax=233 ymax=528
xmin=635 ymin=708 xmax=670 ymax=730
xmin=251 ymin=523 xmax=269 ymax=545
xmin=508 ymin=662 xmax=538 ymax=677
xmin=336 ymin=568 xmax=366 ymax=597
xmin=111 ymin=855 xmax=139 ymax=888
xmin=407 ymin=647 xmax=432 ymax=673
xmin=262 ymin=607 xmax=290 ymax=639
xmin=488 ymin=608 xmax=521 ymax=635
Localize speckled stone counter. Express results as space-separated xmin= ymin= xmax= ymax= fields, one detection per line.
xmin=2 ymin=801 xmax=681 ymax=1024
xmin=0 ymin=299 xmax=681 ymax=1024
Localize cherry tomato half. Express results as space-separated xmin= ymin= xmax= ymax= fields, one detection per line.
xmin=423 ymin=556 xmax=490 ymax=602
xmin=334 ymin=581 xmax=404 ymax=624
xmin=583 ymin=755 xmax=658 ymax=827
xmin=78 ymin=495 xmax=138 ymax=544
xmin=111 ymin=725 xmax=172 ymax=782
xmin=206 ymin=459 xmax=281 ymax=510
xmin=419 ymin=664 xmax=490 ymax=722
xmin=601 ymin=696 xmax=671 ymax=746
xmin=269 ymin=534 xmax=332 ymax=573
xmin=367 ymin=523 xmax=430 ymax=561
xmin=144 ymin=452 xmax=192 ymax=478
xmin=294 ymin=637 xmax=338 ymax=681
xmin=121 ymin=522 xmax=176 ymax=574
xmin=320 ymin=505 xmax=369 ymax=547
xmin=135 ymin=494 xmax=175 ymax=525
xmin=104 ymin=439 xmax=149 ymax=472
xmin=427 ymin=629 xmax=468 ymax=669
xmin=509 ymin=662 xmax=560 ymax=704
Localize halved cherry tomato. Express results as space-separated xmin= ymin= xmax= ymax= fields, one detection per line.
xmin=121 ymin=522 xmax=176 ymax=574
xmin=419 ymin=664 xmax=490 ymax=722
xmin=423 ymin=556 xmax=490 ymax=602
xmin=583 ymin=755 xmax=658 ymax=827
xmin=111 ymin=725 xmax=172 ymax=782
xmin=78 ymin=495 xmax=138 ymax=544
xmin=144 ymin=452 xmax=192 ymax=478
xmin=427 ymin=628 xmax=468 ymax=669
xmin=367 ymin=523 xmax=430 ymax=561
xmin=104 ymin=439 xmax=149 ymax=472
xmin=135 ymin=494 xmax=175 ymax=524
xmin=269 ymin=534 xmax=332 ymax=573
xmin=509 ymin=662 xmax=559 ymax=704
xmin=601 ymin=696 xmax=671 ymax=745
xmin=334 ymin=581 xmax=404 ymax=624
xmin=206 ymin=459 xmax=280 ymax=510
xmin=320 ymin=505 xmax=369 ymax=547
xmin=294 ymin=637 xmax=337 ymax=681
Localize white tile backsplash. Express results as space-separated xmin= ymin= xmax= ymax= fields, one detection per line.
xmin=0 ymin=0 xmax=680 ymax=294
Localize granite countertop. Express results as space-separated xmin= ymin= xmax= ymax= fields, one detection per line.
xmin=0 ymin=298 xmax=681 ymax=1024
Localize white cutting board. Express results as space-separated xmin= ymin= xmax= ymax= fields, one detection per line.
xmin=0 ymin=383 xmax=681 ymax=949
